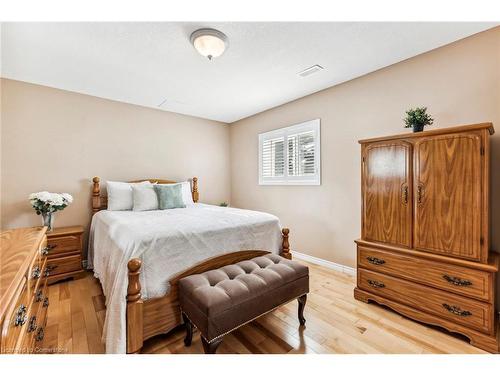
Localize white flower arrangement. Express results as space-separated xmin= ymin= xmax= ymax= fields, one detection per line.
xmin=29 ymin=191 xmax=73 ymax=215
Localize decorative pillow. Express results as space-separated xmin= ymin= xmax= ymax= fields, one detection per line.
xmin=107 ymin=180 xmax=150 ymax=211
xmin=154 ymin=184 xmax=186 ymax=210
xmin=157 ymin=181 xmax=194 ymax=206
xmin=132 ymin=184 xmax=159 ymax=211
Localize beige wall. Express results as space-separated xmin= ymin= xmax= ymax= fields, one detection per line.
xmin=1 ymin=27 xmax=499 ymax=272
xmin=0 ymin=79 xmax=231 ymax=232
xmin=229 ymin=27 xmax=500 ymax=268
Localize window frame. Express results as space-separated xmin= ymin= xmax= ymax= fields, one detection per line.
xmin=258 ymin=119 xmax=321 ymax=186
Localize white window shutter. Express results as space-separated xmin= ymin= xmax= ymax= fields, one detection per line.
xmin=287 ymin=130 xmax=315 ymax=177
xmin=259 ymin=119 xmax=320 ymax=185
xmin=261 ymin=137 xmax=284 ymax=178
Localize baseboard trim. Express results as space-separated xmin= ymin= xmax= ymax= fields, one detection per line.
xmin=291 ymin=251 xmax=356 ymax=276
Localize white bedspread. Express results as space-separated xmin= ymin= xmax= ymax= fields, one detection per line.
xmin=88 ymin=204 xmax=282 ymax=353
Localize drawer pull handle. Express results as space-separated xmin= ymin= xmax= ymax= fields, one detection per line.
xmin=442 ymin=303 xmax=472 ymax=317
xmin=35 ymin=289 xmax=43 ymax=302
xmin=32 ymin=266 xmax=41 ymax=279
xmin=35 ymin=327 xmax=45 ymax=342
xmin=43 ymin=297 xmax=49 ymax=308
xmin=27 ymin=316 xmax=37 ymax=333
xmin=417 ymin=184 xmax=424 ymax=204
xmin=44 ymin=264 xmax=58 ymax=277
xmin=368 ymin=279 xmax=385 ymax=288
xmin=401 ymin=185 xmax=408 ymax=204
xmin=443 ymin=275 xmax=472 ymax=287
xmin=14 ymin=304 xmax=27 ymax=326
xmin=367 ymin=256 xmax=385 ymax=265
xmin=41 ymin=244 xmax=57 ymax=256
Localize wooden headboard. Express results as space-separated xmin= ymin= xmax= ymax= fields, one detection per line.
xmin=91 ymin=177 xmax=199 ymax=213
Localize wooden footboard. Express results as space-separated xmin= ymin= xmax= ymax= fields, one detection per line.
xmin=125 ymin=228 xmax=291 ymax=353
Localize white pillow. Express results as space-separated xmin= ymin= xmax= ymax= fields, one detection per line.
xmin=180 ymin=181 xmax=195 ymax=205
xmin=132 ymin=184 xmax=159 ymax=211
xmin=107 ymin=180 xmax=151 ymax=211
xmin=157 ymin=181 xmax=194 ymax=206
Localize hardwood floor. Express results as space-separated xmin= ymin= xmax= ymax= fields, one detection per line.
xmin=41 ymin=261 xmax=488 ymax=354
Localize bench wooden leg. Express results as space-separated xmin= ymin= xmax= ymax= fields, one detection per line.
xmin=182 ymin=313 xmax=193 ymax=347
xmin=201 ymin=336 xmax=222 ymax=354
xmin=298 ymin=294 xmax=307 ymax=326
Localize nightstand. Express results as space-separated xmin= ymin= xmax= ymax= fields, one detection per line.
xmin=45 ymin=225 xmax=85 ymax=284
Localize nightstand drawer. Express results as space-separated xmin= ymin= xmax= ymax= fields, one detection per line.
xmin=46 ymin=234 xmax=81 ymax=257
xmin=46 ymin=254 xmax=82 ymax=276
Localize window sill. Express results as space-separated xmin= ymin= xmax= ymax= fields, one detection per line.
xmin=259 ymin=180 xmax=321 ymax=186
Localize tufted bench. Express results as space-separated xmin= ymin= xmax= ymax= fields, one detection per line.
xmin=179 ymin=253 xmax=309 ymax=354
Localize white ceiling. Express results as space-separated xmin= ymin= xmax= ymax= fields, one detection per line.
xmin=1 ymin=22 xmax=497 ymax=123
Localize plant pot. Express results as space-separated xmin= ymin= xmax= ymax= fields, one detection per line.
xmin=412 ymin=124 xmax=425 ymax=133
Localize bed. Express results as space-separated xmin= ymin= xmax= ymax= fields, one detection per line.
xmin=89 ymin=177 xmax=291 ymax=354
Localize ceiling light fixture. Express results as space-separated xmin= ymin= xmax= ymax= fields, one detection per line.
xmin=190 ymin=28 xmax=228 ymax=61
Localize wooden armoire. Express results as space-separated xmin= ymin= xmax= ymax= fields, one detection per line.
xmin=354 ymin=122 xmax=499 ymax=352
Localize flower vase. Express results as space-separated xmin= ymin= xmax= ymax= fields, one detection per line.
xmin=41 ymin=212 xmax=54 ymax=231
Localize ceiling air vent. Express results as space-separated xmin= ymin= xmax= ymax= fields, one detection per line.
xmin=298 ymin=64 xmax=324 ymax=77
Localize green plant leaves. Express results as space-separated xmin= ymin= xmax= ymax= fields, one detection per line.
xmin=404 ymin=107 xmax=434 ymax=128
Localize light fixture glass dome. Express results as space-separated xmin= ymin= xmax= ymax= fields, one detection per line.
xmin=190 ymin=28 xmax=228 ymax=60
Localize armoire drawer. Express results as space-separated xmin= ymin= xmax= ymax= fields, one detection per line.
xmin=358 ymin=246 xmax=493 ymax=302
xmin=358 ymin=268 xmax=494 ymax=334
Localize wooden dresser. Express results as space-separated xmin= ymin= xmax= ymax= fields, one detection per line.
xmin=354 ymin=123 xmax=499 ymax=353
xmin=0 ymin=227 xmax=51 ymax=354
xmin=45 ymin=226 xmax=84 ymax=285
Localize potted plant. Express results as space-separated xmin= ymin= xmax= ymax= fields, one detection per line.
xmin=404 ymin=107 xmax=434 ymax=132
xmin=29 ymin=192 xmax=73 ymax=231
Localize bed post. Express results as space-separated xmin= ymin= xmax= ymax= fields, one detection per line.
xmin=92 ymin=177 xmax=101 ymax=213
xmin=192 ymin=177 xmax=199 ymax=203
xmin=127 ymin=258 xmax=144 ymax=354
xmin=281 ymin=228 xmax=291 ymax=259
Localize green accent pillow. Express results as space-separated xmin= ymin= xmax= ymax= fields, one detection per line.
xmin=154 ymin=184 xmax=186 ymax=210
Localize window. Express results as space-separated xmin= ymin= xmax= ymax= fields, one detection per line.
xmin=259 ymin=119 xmax=320 ymax=185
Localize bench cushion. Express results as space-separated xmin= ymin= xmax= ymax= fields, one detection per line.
xmin=179 ymin=254 xmax=309 ymax=342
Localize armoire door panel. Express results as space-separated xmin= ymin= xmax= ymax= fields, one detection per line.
xmin=414 ymin=133 xmax=482 ymax=261
xmin=362 ymin=141 xmax=412 ymax=247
